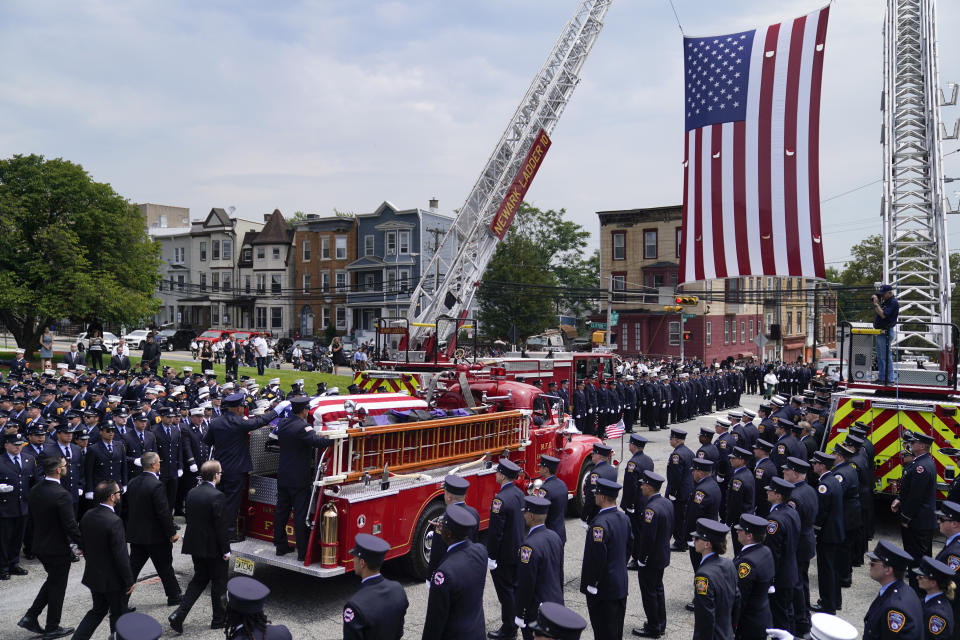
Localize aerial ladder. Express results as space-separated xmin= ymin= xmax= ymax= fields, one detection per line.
xmin=401 ymin=0 xmax=614 ymax=358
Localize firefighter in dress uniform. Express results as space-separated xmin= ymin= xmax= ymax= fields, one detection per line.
xmin=913 ymin=555 xmax=956 ymax=640
xmin=834 ymin=442 xmax=863 ymax=593
xmin=536 ymin=455 xmax=567 ymax=548
xmin=631 ymin=471 xmax=672 ymax=639
xmin=343 ymin=533 xmax=409 ymax=640
xmin=666 ymin=428 xmax=694 ymax=550
xmin=691 ymin=518 xmax=740 ymax=640
xmin=514 ymin=496 xmax=564 ymax=640
xmin=726 ymin=447 xmax=756 ymax=555
xmin=427 ymin=475 xmax=480 ymax=581
xmin=811 ymin=451 xmax=845 ymax=616
xmin=893 ymin=432 xmax=938 ymax=593
xmin=622 ymin=434 xmax=653 ymax=571
xmin=750 ymin=439 xmax=778 ymax=517
xmin=764 ymin=476 xmax=801 ymax=634
xmin=934 ymin=500 xmax=960 ymax=634
xmin=782 ymin=456 xmax=818 ymax=636
xmin=572 ymin=380 xmax=587 ymax=435
xmin=581 ymin=443 xmax=616 ymax=524
xmin=487 ymin=458 xmax=525 ymax=640
xmin=580 ymin=478 xmax=631 ymax=640
xmin=732 ymin=513 xmax=774 ymax=640
xmin=863 ymin=540 xmax=924 ymax=639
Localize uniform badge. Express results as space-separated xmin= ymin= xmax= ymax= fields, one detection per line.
xmin=777 ymin=444 xmax=786 ymax=454
xmin=835 ymin=474 xmax=844 ymax=484
xmin=590 ymin=473 xmax=598 ymax=485
xmin=732 ymin=479 xmax=742 ymax=491
xmin=755 ymin=469 xmax=764 ymax=479
xmin=592 ymin=526 xmax=604 ymax=542
xmin=80 ymin=400 xmax=86 ymax=408
xmin=917 ymin=465 xmax=925 ymax=474
xmin=697 ymin=451 xmax=705 ymax=459
xmin=818 ymin=484 xmax=828 ymax=494
xmin=695 ymin=576 xmax=709 ymax=595
xmin=947 ymin=555 xmax=960 ymax=571
xmin=772 ymin=416 xmax=778 ymax=424
xmin=519 ymin=546 xmax=532 ymax=564
xmin=738 ymin=562 xmax=751 ymax=578
xmin=767 ymin=520 xmax=778 ymax=534
xmin=719 ymin=441 xmax=727 ymax=450
xmin=433 ymin=571 xmax=445 ymax=586
xmin=537 ymin=489 xmax=546 ymax=498
xmin=694 ymin=491 xmax=704 ymax=504
xmin=644 ymin=508 xmax=654 ymax=523
xmin=627 ymin=462 xmax=635 ymax=472
xmin=930 ymin=615 xmax=947 ymax=635
xmin=492 ymin=498 xmax=502 ymax=514
xmin=887 ymin=610 xmax=905 ymax=632
xmin=343 ymin=607 xmax=355 ymax=623
xmin=671 ymin=454 xmax=680 ymax=464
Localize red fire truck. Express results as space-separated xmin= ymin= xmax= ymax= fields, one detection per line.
xmin=230 ymin=375 xmax=604 ymax=580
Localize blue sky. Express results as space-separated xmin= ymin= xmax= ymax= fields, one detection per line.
xmin=2 ymin=0 xmax=959 ymax=268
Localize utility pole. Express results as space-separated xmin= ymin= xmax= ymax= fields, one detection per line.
xmin=679 ymin=311 xmax=685 ymax=363
xmin=812 ymin=281 xmax=820 ymax=364
xmin=606 ymin=274 xmax=612 ymax=347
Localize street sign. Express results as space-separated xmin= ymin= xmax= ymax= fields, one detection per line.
xmin=752 ymin=334 xmax=769 ymax=348
xmin=610 ymin=311 xmax=619 ymax=326
xmin=683 ymin=313 xmax=696 ymax=320
xmin=590 ymin=322 xmax=607 ymax=330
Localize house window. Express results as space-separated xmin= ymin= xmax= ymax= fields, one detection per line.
xmin=302 ymin=239 xmax=311 ymax=261
xmin=364 ymin=273 xmax=376 ymax=292
xmin=222 ymin=273 xmax=231 ymax=291
xmin=200 ymin=273 xmax=207 ymax=291
xmin=386 ymin=232 xmax=397 ymax=256
xmin=303 ymin=274 xmax=311 ymax=294
xmin=271 ymin=307 xmax=282 ymax=329
xmin=797 ymin=311 xmax=803 ymax=334
xmin=255 ymin=307 xmax=267 ymax=329
xmin=398 ymin=231 xmax=410 ymax=255
xmin=612 ymin=231 xmax=625 ymax=261
xmin=335 ymin=236 xmax=347 ymax=260
xmin=321 ymin=307 xmax=330 ymax=329
xmin=321 ymin=272 xmax=330 ymax=293
xmin=653 ymin=274 xmax=665 ymax=289
xmin=256 ymin=247 xmax=265 ymax=260
xmin=398 ymin=269 xmax=410 ymax=292
xmin=212 ymin=272 xmax=220 ymax=292
xmin=321 ymin=237 xmax=330 ymax=259
xmin=222 ymin=239 xmax=232 ymax=260
xmin=766 ymin=277 xmax=773 ymax=290
xmin=177 ymin=275 xmax=184 ymax=291
xmin=669 ymin=321 xmax=680 ymax=346
xmin=635 ymin=324 xmax=642 ymax=350
xmin=643 ymin=230 xmax=657 ymax=259
xmin=244 ymin=275 xmax=251 ymax=294
xmin=364 ymin=235 xmax=374 ymax=256
xmin=676 ymin=227 xmax=682 ymax=259
xmin=212 ymin=240 xmax=220 ymax=260
xmin=212 ymin=305 xmax=219 ymax=325
xmin=786 ymin=279 xmax=792 ymax=299
xmin=724 ymin=320 xmax=729 ymax=344
xmin=200 ymin=241 xmax=207 ymax=261
xmin=749 ymin=319 xmax=754 ymax=339
xmin=256 ymin=274 xmax=266 ymax=294
xmin=336 ymin=307 xmax=346 ymax=329
xmin=387 ymin=271 xmax=396 ymax=292
xmin=271 ymin=275 xmax=282 ymax=294
xmin=741 ymin=321 xmax=745 ymax=343
xmin=706 ymin=321 xmax=712 ymax=346
xmin=272 ymin=247 xmax=280 ymax=260
xmin=612 ymin=273 xmax=625 ymax=303
xmin=335 ymin=271 xmax=347 ymax=292
xmin=786 ymin=312 xmax=793 ymax=335
xmin=173 ymin=247 xmax=184 ymax=264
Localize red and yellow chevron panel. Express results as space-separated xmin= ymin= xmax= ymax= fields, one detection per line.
xmin=353 ymin=371 xmax=421 ymax=396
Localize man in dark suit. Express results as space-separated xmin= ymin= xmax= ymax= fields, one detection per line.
xmin=342 ymin=533 xmax=408 ymax=639
xmin=273 ymin=397 xmax=334 ymax=559
xmin=126 ymin=451 xmax=182 ymax=608
xmin=18 ymin=455 xmax=82 ymax=639
xmin=61 ymin=345 xmax=85 ymax=370
xmin=72 ymin=480 xmax=136 ymax=640
xmin=169 ymin=460 xmax=231 ymax=634
xmin=0 ymin=432 xmax=35 ymax=580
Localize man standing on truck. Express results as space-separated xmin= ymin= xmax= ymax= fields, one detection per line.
xmin=487 ymin=459 xmax=525 ymax=640
xmin=872 ymin=283 xmax=899 ymax=385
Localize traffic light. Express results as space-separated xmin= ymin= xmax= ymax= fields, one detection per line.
xmin=683 ymin=330 xmax=692 ymax=341
xmin=675 ymin=296 xmax=699 ymax=306
xmin=663 ymin=305 xmax=682 ymax=312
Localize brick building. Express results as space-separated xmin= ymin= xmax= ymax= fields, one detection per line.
xmin=291 ymin=214 xmax=358 ymax=337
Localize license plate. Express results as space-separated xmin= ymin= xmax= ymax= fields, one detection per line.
xmin=233 ymin=556 xmax=255 ymax=576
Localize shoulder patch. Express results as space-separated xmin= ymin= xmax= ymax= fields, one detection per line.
xmin=947 ymin=555 xmax=960 ymax=571
xmin=491 ymin=498 xmax=502 ymax=514
xmin=644 ymin=508 xmax=655 ymax=523
xmin=697 ymin=451 xmax=705 ymax=459
xmin=719 ymin=440 xmax=728 ymax=449
xmin=738 ymin=562 xmax=751 ymax=579
xmin=788 ymin=500 xmax=797 ymax=510
xmin=590 ymin=473 xmax=598 ymax=484
xmin=850 ymin=462 xmax=858 ymax=470
xmin=537 ymin=489 xmax=546 ymax=498
xmin=732 ymin=479 xmax=742 ymax=491
xmin=433 ymin=571 xmax=445 ymax=586
xmin=695 ymin=575 xmax=709 ymax=595
xmin=888 ymin=609 xmax=905 ymax=633
xmin=917 ymin=465 xmax=925 ymax=474
xmin=777 ymin=444 xmax=786 ymax=454
xmin=519 ymin=546 xmax=533 ymax=564
xmin=592 ymin=526 xmax=604 ymax=542
xmin=818 ymin=484 xmax=828 ymax=494
xmin=930 ymin=614 xmax=947 ymax=635
xmin=755 ymin=468 xmax=764 ymax=479
xmin=343 ymin=607 xmax=355 ymax=623
xmin=672 ymin=454 xmax=680 ymax=464
xmin=627 ymin=461 xmax=636 ymax=472
xmin=694 ymin=490 xmax=705 ymax=504
xmin=767 ymin=520 xmax=778 ymax=535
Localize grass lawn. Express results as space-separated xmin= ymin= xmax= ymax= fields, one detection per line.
xmin=0 ymin=350 xmax=354 ymax=391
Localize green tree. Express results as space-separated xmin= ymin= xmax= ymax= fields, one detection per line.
xmin=287 ymin=210 xmax=308 ymax=226
xmin=0 ymin=154 xmax=161 ymax=356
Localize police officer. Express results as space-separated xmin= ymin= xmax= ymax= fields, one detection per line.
xmin=422 ymin=504 xmax=487 ymax=640
xmin=536 ymin=456 xmax=567 ymax=547
xmin=751 ymin=440 xmax=778 ymax=517
xmin=343 ymin=533 xmax=408 ymax=640
xmin=581 ymin=443 xmax=616 ymax=524
xmin=203 ymin=393 xmax=286 ymax=541
xmin=732 ymin=513 xmax=774 ymax=640
xmin=488 ymin=458 xmax=525 ymax=640
xmin=691 ymin=518 xmax=740 ymax=640
xmin=783 ymin=456 xmax=817 ymax=635
xmin=934 ymin=500 xmax=960 ymax=631
xmin=631 ymin=471 xmax=673 ymax=639
xmin=527 ymin=602 xmax=588 ymax=640
xmin=893 ymin=432 xmax=937 ymax=592
xmin=580 ymin=478 xmax=631 ymax=640
xmin=863 ymin=540 xmax=923 ymax=638
xmin=0 ymin=431 xmax=34 ymax=580
xmin=666 ymin=428 xmax=694 ymax=550
xmin=515 ymin=496 xmax=564 ymax=639
xmin=274 ymin=397 xmax=334 ymax=561
xmin=765 ymin=476 xmax=801 ymax=633
xmin=913 ymin=556 xmax=956 ymax=640
xmin=726 ymin=447 xmax=756 ymax=554
xmin=811 ymin=451 xmax=845 ymax=616
xmin=427 ymin=475 xmax=480 ymax=580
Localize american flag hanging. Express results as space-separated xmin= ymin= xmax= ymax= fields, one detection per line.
xmin=678 ymin=6 xmax=830 ymax=285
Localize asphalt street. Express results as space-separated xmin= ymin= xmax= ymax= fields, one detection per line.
xmin=1 ymin=392 xmax=909 ymax=639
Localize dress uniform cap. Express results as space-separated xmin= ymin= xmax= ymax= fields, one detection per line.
xmin=791 ymin=396 xmax=804 ymax=404
xmin=901 ymin=430 xmax=918 ymax=443
xmin=669 ymin=428 xmax=687 ymax=440
xmin=189 ymin=407 xmax=204 ymax=416
xmin=753 ymin=439 xmax=774 ymax=452
xmin=56 ymin=422 xmax=77 ymax=433
xmin=784 ymin=456 xmax=811 ymax=473
xmin=443 ymin=475 xmax=470 ymax=495
xmin=268 ymin=378 xmax=280 ymax=386
xmin=692 ymin=518 xmax=730 ymax=542
xmin=727 ymin=411 xmax=743 ymax=419
xmin=758 ymin=403 xmax=772 ymax=412
xmin=765 ymin=476 xmax=794 ymax=496
xmin=27 ymin=422 xmax=47 ymax=435
xmin=75 ymin=431 xmax=89 ymax=442
xmin=223 ymin=393 xmax=245 ymax=408
xmin=99 ymin=422 xmax=116 ymax=432
xmin=865 ymin=540 xmax=914 ymax=571
xmin=114 ymin=611 xmax=162 ymax=640
xmin=595 ymin=478 xmax=621 ymax=498
xmin=811 ymin=451 xmax=833 ymax=466
xmin=731 ymin=446 xmax=754 ymax=460
xmin=226 ymin=576 xmax=270 ymax=614
xmin=913 ymin=432 xmax=934 ymax=445
xmin=639 ymin=470 xmax=665 ymax=489
xmin=539 ymin=455 xmax=560 ymax=471
xmin=289 ymin=397 xmax=310 ymax=413
xmin=526 ymin=601 xmax=588 ymax=640
xmin=734 ymin=513 xmax=770 ymax=533
xmin=133 ymin=412 xmax=148 ymax=422
xmin=523 ymin=495 xmax=550 ymax=514
xmin=592 ymin=443 xmax=612 ymax=456
xmin=497 ymin=458 xmax=521 ymax=478
xmin=628 ymin=434 xmax=648 ymax=446
xmin=911 ymin=555 xmax=956 ymax=581
xmin=743 ymin=409 xmax=757 ymax=418
xmin=692 ymin=458 xmax=714 ymax=472
xmin=935 ymin=500 xmax=960 ymax=521
xmin=203 ymin=370 xmax=216 ymax=376
xmin=157 ymin=406 xmax=176 ymax=418
xmin=844 ymin=435 xmax=864 ymax=448
xmin=349 ymin=533 xmax=390 ymax=564
xmin=771 ymin=397 xmax=785 ymax=407
xmin=809 ymin=612 xmax=859 ymax=640
xmin=834 ymin=443 xmax=856 ymax=458
xmin=81 ymin=407 xmax=98 ymax=416
xmin=849 ymin=426 xmax=867 ymax=438
xmin=443 ymin=503 xmax=478 ymax=536
xmin=4 ymin=431 xmax=25 ymax=445
xmin=777 ymin=418 xmax=795 ymax=430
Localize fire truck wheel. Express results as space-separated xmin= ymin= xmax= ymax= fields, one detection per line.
xmin=569 ymin=460 xmax=595 ymax=518
xmin=402 ymin=499 xmax=446 ymax=581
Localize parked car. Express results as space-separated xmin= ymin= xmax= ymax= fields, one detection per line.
xmin=283 ymin=339 xmax=315 ymax=363
xmin=75 ymin=331 xmax=119 ymax=353
xmin=156 ymin=329 xmax=195 ymax=351
xmin=196 ymin=329 xmax=233 ymax=345
xmin=122 ymin=329 xmax=152 ymax=350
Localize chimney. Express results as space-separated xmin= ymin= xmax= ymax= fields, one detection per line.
xmin=429 ymin=197 xmax=439 ymax=213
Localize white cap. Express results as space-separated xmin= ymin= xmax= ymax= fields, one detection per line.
xmin=294 ymin=379 xmax=304 ymax=386
xmin=44 ymin=369 xmax=55 ymax=376
xmin=107 ymin=395 xmax=121 ymax=403
xmin=56 ymin=363 xmax=68 ymax=369
xmin=809 ymin=613 xmax=858 ymax=640
xmin=268 ymin=378 xmax=280 ymax=386
xmin=15 ymin=348 xmax=24 ymax=353
xmin=202 ymin=401 xmax=213 ymax=409
xmin=75 ymin=364 xmax=86 ymax=371
xmin=221 ymin=382 xmax=235 ymax=391
xmin=182 ymin=366 xmax=193 ymax=373
xmin=189 ymin=407 xmax=204 ymax=416
xmin=715 ymin=418 xmax=731 ymax=428
xmin=204 ymin=370 xmax=215 ymax=376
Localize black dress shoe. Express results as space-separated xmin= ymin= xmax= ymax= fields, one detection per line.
xmin=17 ymin=615 xmax=44 ymax=634
xmin=670 ymin=544 xmax=686 ymax=552
xmin=229 ymin=534 xmax=245 ymax=543
xmin=167 ymin=594 xmax=182 ymax=606
xmin=42 ymin=627 xmax=74 ymax=639
xmin=211 ymin=620 xmax=225 ymax=630
xmin=9 ymin=565 xmax=28 ymax=576
xmin=810 ymin=603 xmax=834 ymax=614
xmin=0 ymin=571 xmax=9 ymax=580
xmin=71 ymin=555 xmax=79 ymax=563
xmin=632 ymin=628 xmax=662 ymax=638
xmin=23 ymin=551 xmax=36 ymax=560
xmin=627 ymin=558 xmax=639 ymax=570
xmin=168 ymin=612 xmax=184 ymax=634
xmin=685 ymin=602 xmax=695 ymax=612
xmin=276 ymin=545 xmax=294 ymax=556
xmin=124 ymin=607 xmax=136 ymax=614
xmin=487 ymin=630 xmax=516 ymax=640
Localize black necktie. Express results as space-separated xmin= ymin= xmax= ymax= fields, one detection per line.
xmin=63 ymin=446 xmax=70 ymax=460
xmin=14 ymin=456 xmax=21 ymax=472
xmin=139 ymin=431 xmax=144 ymax=447
xmin=107 ymin=443 xmax=113 ymax=455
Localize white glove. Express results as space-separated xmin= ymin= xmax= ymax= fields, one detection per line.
xmin=134 ymin=458 xmax=142 ymax=467
xmin=586 ymin=585 xmax=598 ymax=595
xmin=487 ymin=558 xmax=498 ymax=571
xmin=274 ymin=400 xmax=291 ymax=413
xmin=765 ymin=630 xmax=793 ymax=640
xmin=637 ymin=561 xmax=646 ymax=567
xmin=514 ymin=617 xmax=526 ymax=629
xmin=425 ymin=579 xmax=430 ymax=586
xmin=768 ymin=585 xmax=776 ymax=594
xmin=581 ymin=521 xmax=589 ymax=530
xmin=223 ymin=552 xmax=231 ymax=561
xmin=189 ymin=464 xmax=198 ymax=473
xmin=78 ymin=488 xmax=83 ymax=496
xmin=177 ymin=469 xmax=183 ymax=478
xmin=122 ymin=486 xmax=127 ymax=493
xmin=85 ymin=491 xmax=94 ymax=500
xmin=0 ymin=484 xmax=13 ymax=493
